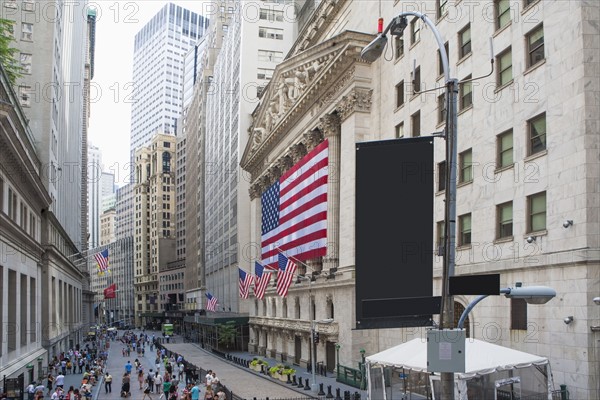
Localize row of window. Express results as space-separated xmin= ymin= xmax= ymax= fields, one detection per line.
xmin=437 ymin=191 xmax=546 ymax=248
xmin=395 ymin=19 xmax=545 ymax=96
xmin=0 ymin=177 xmax=38 ymax=240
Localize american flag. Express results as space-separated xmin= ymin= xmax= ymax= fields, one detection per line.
xmin=206 ymin=292 xmax=218 ymax=312
xmin=276 ymin=253 xmax=297 ymax=297
xmin=239 ymin=268 xmax=254 ymax=299
xmin=254 ymin=262 xmax=273 ymax=300
xmin=261 ymin=140 xmax=328 ymax=266
xmin=94 ymin=249 xmax=109 ymax=275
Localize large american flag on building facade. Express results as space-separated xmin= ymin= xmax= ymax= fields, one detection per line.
xmin=239 ymin=268 xmax=254 ymax=299
xmin=206 ymin=292 xmax=218 ymax=312
xmin=254 ymin=262 xmax=273 ymax=300
xmin=276 ymin=253 xmax=297 ymax=297
xmin=261 ymin=140 xmax=328 ymax=266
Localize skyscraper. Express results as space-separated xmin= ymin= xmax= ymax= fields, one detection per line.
xmin=129 ymin=2 xmax=208 ymax=162
xmin=87 ymin=143 xmax=102 ymax=249
xmin=7 ymin=0 xmax=88 ymax=248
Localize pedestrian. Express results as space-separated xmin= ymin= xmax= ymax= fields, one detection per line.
xmin=47 ymin=373 xmax=55 ymax=395
xmin=65 ymin=385 xmax=75 ymax=400
xmin=125 ymin=360 xmax=133 ymax=374
xmin=26 ymin=382 xmax=36 ymax=400
xmin=55 ymin=372 xmax=65 ymax=389
xmin=204 ymin=370 xmax=213 ymax=387
xmin=138 ymin=369 xmax=145 ymax=390
xmin=162 ymin=378 xmax=171 ymax=400
xmin=190 ymin=383 xmax=200 ymax=400
xmin=146 ymin=369 xmax=154 ymax=393
xmin=141 ymin=380 xmax=152 ymax=400
xmin=153 ymin=372 xmax=163 ymax=394
xmin=105 ymin=372 xmax=113 ymax=393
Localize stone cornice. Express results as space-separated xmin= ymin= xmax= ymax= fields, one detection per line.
xmin=240 ymin=31 xmax=375 ymax=180
xmin=288 ymin=0 xmax=346 ymax=57
xmin=250 ymin=316 xmax=339 ymax=336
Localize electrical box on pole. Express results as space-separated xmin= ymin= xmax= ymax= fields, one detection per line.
xmin=427 ymin=329 xmax=466 ymax=373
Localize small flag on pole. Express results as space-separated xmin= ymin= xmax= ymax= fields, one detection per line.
xmin=239 ymin=268 xmax=254 ymax=299
xmin=94 ymin=249 xmax=109 ymax=275
xmin=104 ymin=283 xmax=117 ymax=299
xmin=206 ymin=292 xmax=218 ymax=312
xmin=254 ymin=262 xmax=273 ymax=300
xmin=276 ymin=252 xmax=297 ymax=297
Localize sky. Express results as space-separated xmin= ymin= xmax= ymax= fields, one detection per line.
xmin=87 ymin=1 xmax=207 ymax=187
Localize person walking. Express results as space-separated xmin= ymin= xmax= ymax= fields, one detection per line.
xmin=46 ymin=373 xmax=55 ymax=395
xmin=190 ymin=383 xmax=200 ymax=400
xmin=104 ymin=372 xmax=113 ymax=393
xmin=55 ymin=372 xmax=65 ymax=390
xmin=153 ymin=372 xmax=163 ymax=394
xmin=26 ymin=382 xmax=36 ymax=400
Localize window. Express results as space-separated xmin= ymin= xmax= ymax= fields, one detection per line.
xmin=163 ymin=141 xmax=171 ymax=148
xmin=20 ymin=53 xmax=32 ymax=74
xmin=459 ymin=149 xmax=473 ymax=183
xmin=8 ymin=188 xmax=17 ymax=220
xmin=495 ymin=0 xmax=511 ymax=30
xmin=411 ymin=111 xmax=420 ymax=137
xmin=511 ymin=298 xmax=527 ymax=330
xmin=395 ymin=122 xmax=404 ymax=138
xmin=0 ymin=177 xmax=3 ymax=212
xmin=394 ymin=35 xmax=404 ymax=59
xmin=528 ymin=113 xmax=546 ymax=155
xmin=395 ymin=80 xmax=404 ymax=108
xmin=524 ymin=0 xmax=538 ymax=6
xmin=258 ymin=49 xmax=283 ymax=63
xmin=437 ymin=0 xmax=448 ymax=18
xmin=458 ymin=213 xmax=472 ymax=246
xmin=438 ymin=92 xmax=446 ymax=124
xmin=497 ymin=202 xmax=513 ymax=238
xmin=497 ymin=47 xmax=512 ymax=87
xmin=21 ymin=22 xmax=33 ymax=41
xmin=460 ymin=75 xmax=473 ymax=110
xmin=458 ymin=24 xmax=471 ymax=59
xmin=438 ymin=161 xmax=446 ymax=191
xmin=222 ymin=24 xmax=228 ymax=33
xmin=412 ymin=66 xmax=421 ymax=93
xmin=22 ymin=1 xmax=34 ymax=11
xmin=259 ymin=8 xmax=284 ymax=22
xmin=528 ymin=191 xmax=546 ymax=232
xmin=497 ymin=130 xmax=513 ymax=167
xmin=410 ymin=17 xmax=420 ymax=44
xmin=526 ymin=24 xmax=545 ymax=68
xmin=257 ymin=68 xmax=274 ymax=80
xmin=258 ymin=27 xmax=283 ymax=40
xmin=18 ymin=86 xmax=31 ymax=107
xmin=436 ymin=221 xmax=445 ymax=255
xmin=437 ymin=42 xmax=449 ymax=76
xmin=162 ymin=152 xmax=171 ymax=173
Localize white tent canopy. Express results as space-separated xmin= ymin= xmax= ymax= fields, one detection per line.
xmin=366 ymin=338 xmax=553 ymax=400
xmin=366 ymin=338 xmax=549 ymax=378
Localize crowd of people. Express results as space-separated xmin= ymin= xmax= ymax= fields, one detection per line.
xmin=2 ymin=329 xmax=229 ymax=400
xmin=22 ymin=341 xmax=107 ymax=400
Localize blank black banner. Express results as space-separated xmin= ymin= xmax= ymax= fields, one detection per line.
xmin=355 ymin=137 xmax=435 ymax=329
xmin=449 ymin=274 xmax=500 ymax=295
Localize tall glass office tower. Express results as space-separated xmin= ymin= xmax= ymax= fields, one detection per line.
xmin=129 ymin=3 xmax=208 ymax=162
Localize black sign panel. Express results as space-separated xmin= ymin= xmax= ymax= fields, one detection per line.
xmin=449 ymin=274 xmax=500 ymax=295
xmin=355 ymin=137 xmax=435 ymax=329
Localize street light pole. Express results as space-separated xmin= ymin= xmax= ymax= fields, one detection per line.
xmin=361 ymin=12 xmax=457 ymax=399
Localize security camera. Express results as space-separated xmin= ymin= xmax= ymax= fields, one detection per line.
xmin=563 ymin=220 xmax=573 ymax=228
xmin=563 ymin=316 xmax=574 ymax=325
xmin=526 ymin=236 xmax=536 ymax=244
xmin=594 ymin=297 xmax=600 ymax=305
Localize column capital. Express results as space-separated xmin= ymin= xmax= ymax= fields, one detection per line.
xmin=335 ymin=88 xmax=373 ymax=122
xmin=318 ymin=114 xmax=341 ymax=138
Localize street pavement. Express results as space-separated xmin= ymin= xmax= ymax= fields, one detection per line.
xmin=163 ymin=342 xmax=308 ymax=399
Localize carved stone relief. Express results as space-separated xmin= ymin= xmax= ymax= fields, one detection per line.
xmin=336 ymin=88 xmax=373 ymax=122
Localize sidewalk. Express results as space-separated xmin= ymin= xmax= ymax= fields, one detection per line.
xmin=161 ymin=339 xmax=368 ymax=399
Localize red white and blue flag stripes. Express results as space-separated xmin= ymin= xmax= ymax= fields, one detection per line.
xmin=261 ymin=140 xmax=328 ymax=267
xmin=254 ymin=262 xmax=273 ymax=300
xmin=206 ymin=292 xmax=218 ymax=312
xmin=95 ymin=249 xmax=109 ymax=276
xmin=276 ymin=253 xmax=297 ymax=298
xmin=239 ymin=268 xmax=254 ymax=299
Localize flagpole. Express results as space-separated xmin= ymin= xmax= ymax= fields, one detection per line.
xmin=274 ymin=246 xmax=313 ymax=271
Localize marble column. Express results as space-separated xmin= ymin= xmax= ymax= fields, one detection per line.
xmin=319 ymin=113 xmax=341 ymax=272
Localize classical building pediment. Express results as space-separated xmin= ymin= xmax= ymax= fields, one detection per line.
xmin=241 ymin=30 xmax=374 ymax=174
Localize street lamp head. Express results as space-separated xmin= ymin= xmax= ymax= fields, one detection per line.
xmin=360 ymin=35 xmax=388 ymax=62
xmin=504 ymin=285 xmax=556 ymax=304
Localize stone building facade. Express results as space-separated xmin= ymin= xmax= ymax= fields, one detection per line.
xmin=134 ymin=133 xmax=177 ymax=327
xmin=240 ymin=0 xmax=599 ymax=398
